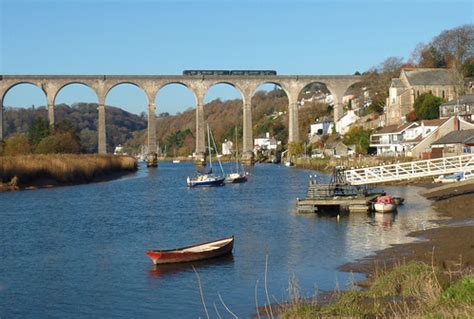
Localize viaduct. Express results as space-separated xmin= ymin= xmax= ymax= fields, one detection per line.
xmin=0 ymin=74 xmax=360 ymax=160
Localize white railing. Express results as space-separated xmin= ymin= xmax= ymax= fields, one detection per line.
xmin=345 ymin=154 xmax=474 ymax=185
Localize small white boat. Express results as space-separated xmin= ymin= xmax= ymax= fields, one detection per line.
xmin=172 ymin=160 xmax=181 ymax=164
xmin=284 ymin=160 xmax=294 ymax=167
xmin=433 ymin=171 xmax=466 ymax=183
xmin=374 ymin=196 xmax=397 ymax=213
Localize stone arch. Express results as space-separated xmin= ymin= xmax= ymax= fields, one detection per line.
xmin=104 ymin=81 xmax=148 ymax=104
xmin=1 ymin=82 xmax=48 ymax=140
xmin=204 ymin=81 xmax=245 ymax=102
xmin=155 ymin=82 xmax=197 ymax=157
xmin=252 ymin=81 xmax=291 ymax=102
xmin=158 ymin=81 xmax=198 ymax=109
xmin=2 ymin=81 xmax=46 ymax=101
xmin=53 ymin=81 xmax=98 ymax=105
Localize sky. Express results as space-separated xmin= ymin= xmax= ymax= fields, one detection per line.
xmin=1 ymin=0 xmax=473 ymax=115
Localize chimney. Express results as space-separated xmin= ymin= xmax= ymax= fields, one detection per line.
xmin=454 ymin=116 xmax=460 ymax=131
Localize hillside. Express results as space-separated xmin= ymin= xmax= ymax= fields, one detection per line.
xmin=3 ymin=89 xmax=331 ymax=156
xmin=4 ymin=103 xmax=147 ymax=153
xmin=125 ymin=89 xmax=331 ymax=156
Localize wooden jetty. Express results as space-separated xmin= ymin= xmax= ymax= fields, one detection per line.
xmin=297 ymin=168 xmax=381 ymax=214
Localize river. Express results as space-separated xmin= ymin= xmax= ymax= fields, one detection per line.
xmin=0 ymin=162 xmax=441 ymax=318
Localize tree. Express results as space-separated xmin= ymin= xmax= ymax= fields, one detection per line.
xmin=3 ymin=133 xmax=31 ymax=156
xmin=343 ymin=127 xmax=372 ymax=154
xmin=413 ymin=93 xmax=444 ymax=120
xmin=28 ymin=117 xmax=50 ymax=146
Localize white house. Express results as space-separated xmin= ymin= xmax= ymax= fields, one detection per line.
xmin=336 ymin=110 xmax=359 ymax=134
xmin=370 ymin=117 xmax=474 ymax=157
xmin=309 ymin=120 xmax=334 ymax=137
xmin=222 ymin=140 xmax=233 ymax=155
xmin=254 ymin=132 xmax=280 ymax=152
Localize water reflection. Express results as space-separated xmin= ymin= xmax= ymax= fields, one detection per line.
xmin=148 ymin=255 xmax=235 ymax=277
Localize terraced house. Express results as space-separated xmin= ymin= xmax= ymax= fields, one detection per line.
xmin=385 ymin=68 xmax=456 ymax=125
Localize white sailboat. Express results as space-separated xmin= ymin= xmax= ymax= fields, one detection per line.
xmin=187 ymin=125 xmax=226 ymax=187
xmin=225 ymin=128 xmax=248 ymax=183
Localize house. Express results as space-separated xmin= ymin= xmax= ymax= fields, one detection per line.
xmin=369 ymin=122 xmax=419 ymax=156
xmin=386 ymin=68 xmax=455 ymax=126
xmin=309 ymin=119 xmax=333 ymax=137
xmin=439 ymin=94 xmax=474 ymax=122
xmin=335 ymin=110 xmax=359 ymax=134
xmin=323 ymin=141 xmax=354 ymax=157
xmin=409 ymin=117 xmax=474 ymax=158
xmin=369 ymin=117 xmax=474 ymax=157
xmin=222 ymin=140 xmax=233 ymax=155
xmin=254 ymin=132 xmax=280 ymax=152
xmin=431 ymin=129 xmax=474 ymax=157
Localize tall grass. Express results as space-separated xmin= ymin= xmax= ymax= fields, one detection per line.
xmin=0 ymin=154 xmax=137 ymax=185
xmin=280 ymin=261 xmax=474 ymax=318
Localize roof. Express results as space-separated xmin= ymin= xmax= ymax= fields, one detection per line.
xmin=440 ymin=94 xmax=474 ymax=106
xmin=421 ymin=118 xmax=449 ymax=127
xmin=390 ymin=78 xmax=406 ymax=88
xmin=432 ymin=129 xmax=474 ymax=145
xmin=403 ymin=68 xmax=453 ymax=86
xmin=373 ymin=122 xmax=417 ymax=135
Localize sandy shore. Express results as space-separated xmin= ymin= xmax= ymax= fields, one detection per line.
xmin=341 ymin=179 xmax=474 ymax=278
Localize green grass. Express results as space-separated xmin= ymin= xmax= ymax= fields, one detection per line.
xmin=280 ymin=261 xmax=474 ymax=318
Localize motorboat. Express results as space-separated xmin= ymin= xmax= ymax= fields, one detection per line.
xmin=146 ymin=236 xmax=234 ymax=265
xmin=374 ymin=195 xmax=397 ymax=213
xmin=433 ymin=171 xmax=470 ymax=183
xmin=172 ymin=159 xmax=181 ymax=164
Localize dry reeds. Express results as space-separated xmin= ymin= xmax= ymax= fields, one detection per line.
xmin=0 ymin=154 xmax=137 ymax=185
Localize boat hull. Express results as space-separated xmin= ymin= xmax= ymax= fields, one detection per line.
xmin=374 ymin=203 xmax=397 ymax=213
xmin=146 ymin=236 xmax=234 ymax=265
xmin=187 ymin=177 xmax=225 ymax=187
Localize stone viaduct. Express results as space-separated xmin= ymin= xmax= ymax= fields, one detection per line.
xmin=0 ymin=74 xmax=360 ymax=159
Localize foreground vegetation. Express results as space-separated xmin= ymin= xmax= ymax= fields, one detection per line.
xmin=0 ymin=154 xmax=137 ymax=188
xmin=281 ymin=261 xmax=474 ymax=318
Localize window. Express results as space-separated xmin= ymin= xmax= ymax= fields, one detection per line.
xmin=442 ymin=90 xmax=445 ymax=98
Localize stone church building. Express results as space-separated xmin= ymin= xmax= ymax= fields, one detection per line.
xmin=385 ymin=68 xmax=455 ymax=125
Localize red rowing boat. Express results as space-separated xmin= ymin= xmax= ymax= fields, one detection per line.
xmin=146 ymin=236 xmax=234 ymax=265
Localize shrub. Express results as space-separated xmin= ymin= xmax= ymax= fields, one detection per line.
xmin=35 ymin=132 xmax=81 ymax=154
xmin=3 ymin=133 xmax=31 ymax=156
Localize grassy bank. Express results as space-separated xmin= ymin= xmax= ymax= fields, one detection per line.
xmin=281 ymin=261 xmax=473 ymax=318
xmin=0 ymin=154 xmax=137 ymax=189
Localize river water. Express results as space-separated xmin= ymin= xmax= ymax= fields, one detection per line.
xmin=0 ymin=162 xmax=440 ymax=318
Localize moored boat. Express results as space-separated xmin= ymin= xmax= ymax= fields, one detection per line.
xmin=374 ymin=195 xmax=397 ymax=213
xmin=187 ymin=125 xmax=226 ymax=187
xmin=146 ymin=236 xmax=234 ymax=265
xmin=225 ymin=172 xmax=248 ymax=183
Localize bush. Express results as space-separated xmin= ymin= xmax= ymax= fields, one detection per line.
xmin=3 ymin=133 xmax=31 ymax=156
xmin=35 ymin=132 xmax=81 ymax=154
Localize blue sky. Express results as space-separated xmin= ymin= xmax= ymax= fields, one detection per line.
xmin=1 ymin=0 xmax=473 ymax=114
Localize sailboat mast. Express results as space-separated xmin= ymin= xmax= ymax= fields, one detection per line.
xmin=207 ymin=124 xmax=212 ymax=170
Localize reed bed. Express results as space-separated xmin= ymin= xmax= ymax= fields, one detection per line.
xmin=0 ymin=154 xmax=137 ymax=185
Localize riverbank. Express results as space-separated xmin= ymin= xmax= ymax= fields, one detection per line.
xmin=279 ymin=179 xmax=474 ymax=318
xmin=0 ymin=154 xmax=137 ymax=191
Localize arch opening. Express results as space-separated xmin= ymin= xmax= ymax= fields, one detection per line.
xmin=251 ymin=83 xmax=288 ymax=161
xmin=2 ymin=83 xmax=47 ymax=139
xmin=104 ymin=83 xmax=148 ymax=155
xmin=155 ymin=83 xmax=196 ymax=158
xmin=203 ymin=83 xmax=243 ymax=156
xmin=54 ymin=83 xmax=99 ymax=153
